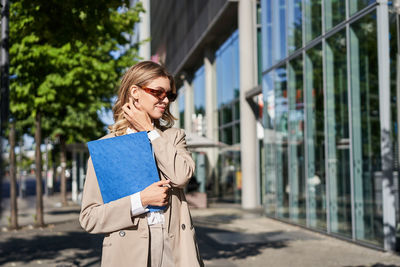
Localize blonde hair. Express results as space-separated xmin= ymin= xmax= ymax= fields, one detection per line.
xmin=108 ymin=61 xmax=177 ymax=136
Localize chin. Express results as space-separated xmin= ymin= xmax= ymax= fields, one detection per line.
xmin=149 ymin=112 xmax=163 ymax=120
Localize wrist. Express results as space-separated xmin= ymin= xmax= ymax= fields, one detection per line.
xmin=140 ymin=192 xmax=148 ymax=206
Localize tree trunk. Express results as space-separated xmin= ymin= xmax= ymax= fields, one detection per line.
xmin=60 ymin=135 xmax=68 ymax=206
xmin=35 ymin=112 xmax=44 ymax=227
xmin=8 ymin=121 xmax=18 ymax=229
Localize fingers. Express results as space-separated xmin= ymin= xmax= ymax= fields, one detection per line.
xmin=154 ymin=179 xmax=170 ymax=186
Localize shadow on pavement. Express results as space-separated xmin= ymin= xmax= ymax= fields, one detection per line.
xmin=195 ymin=225 xmax=288 ymax=261
xmin=0 ymin=230 xmax=102 ymax=266
xmin=344 ymin=265 xmax=400 ymax=267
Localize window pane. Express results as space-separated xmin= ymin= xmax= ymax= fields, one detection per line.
xmin=288 ymin=56 xmax=306 ymax=225
xmin=390 ymin=12 xmax=399 ymax=171
xmin=216 ymin=30 xmax=240 ymax=107
xmin=305 ymin=44 xmax=326 ymax=230
xmin=234 ymin=123 xmax=241 ymax=144
xmin=193 ymin=66 xmax=206 ymax=136
xmin=261 ymin=0 xmax=273 ymax=69
xmin=288 ymin=0 xmax=303 ymax=53
xmin=350 ymin=11 xmax=383 ymax=246
xmin=325 ymin=29 xmax=352 ymax=237
xmin=275 ymin=67 xmax=289 ymax=219
xmin=263 ymin=72 xmax=277 ymax=216
xmin=193 ymin=66 xmax=205 ymax=116
xmin=304 ymin=0 xmax=322 ymax=43
xmin=349 ymin=0 xmax=375 ymax=16
xmin=389 ymin=12 xmax=400 ymax=229
xmin=234 ymin=101 xmax=240 ymax=121
xmin=324 ymin=0 xmax=346 ymax=31
xmin=272 ymin=0 xmax=287 ymax=64
xmin=178 ymin=86 xmax=185 ymax=129
xmin=222 ymin=105 xmax=232 ymax=124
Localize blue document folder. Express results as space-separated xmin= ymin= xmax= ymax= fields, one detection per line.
xmin=87 ymin=131 xmax=164 ymax=212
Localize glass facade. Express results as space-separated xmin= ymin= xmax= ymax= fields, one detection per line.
xmin=193 ymin=66 xmax=206 ymax=136
xmin=213 ymin=30 xmax=241 ymax=203
xmin=260 ymin=0 xmax=398 ymax=248
xmin=178 ymin=86 xmax=185 ymax=129
xmin=216 ymin=30 xmax=240 ymax=145
xmin=389 ymin=6 xmax=400 ymax=236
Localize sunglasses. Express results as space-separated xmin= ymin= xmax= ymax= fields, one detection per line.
xmin=138 ymin=85 xmax=177 ymax=101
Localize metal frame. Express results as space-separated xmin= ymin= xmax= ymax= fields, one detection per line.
xmin=321 ymin=0 xmax=331 ymax=235
xmin=345 ymin=0 xmax=357 ymax=242
xmin=301 ymin=0 xmax=310 ymax=229
xmin=377 ymin=0 xmax=396 ymax=251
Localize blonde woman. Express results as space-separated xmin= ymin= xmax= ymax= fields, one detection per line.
xmin=79 ymin=61 xmax=203 ymax=267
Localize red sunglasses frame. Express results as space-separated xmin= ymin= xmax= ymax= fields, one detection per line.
xmin=138 ymin=85 xmax=177 ymax=101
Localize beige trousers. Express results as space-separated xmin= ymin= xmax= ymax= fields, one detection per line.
xmin=148 ymin=223 xmax=174 ymax=267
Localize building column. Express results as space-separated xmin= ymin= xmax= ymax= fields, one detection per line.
xmin=239 ymin=0 xmax=258 ymax=209
xmin=169 ymin=99 xmax=179 ymax=126
xmin=184 ymin=79 xmax=194 ymax=133
xmin=139 ymin=0 xmax=151 ymax=60
xmin=79 ymin=151 xmax=85 ymax=191
xmin=204 ymin=50 xmax=218 ymax=194
xmin=377 ymin=0 xmax=397 ymax=251
xmin=72 ymin=149 xmax=78 ymax=202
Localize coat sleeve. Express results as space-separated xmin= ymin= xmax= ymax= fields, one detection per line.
xmin=79 ymin=156 xmax=139 ymax=234
xmin=151 ymin=128 xmax=195 ymax=188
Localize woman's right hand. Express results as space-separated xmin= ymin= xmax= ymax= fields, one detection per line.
xmin=140 ymin=180 xmax=171 ymax=207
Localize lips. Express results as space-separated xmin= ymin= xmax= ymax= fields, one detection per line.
xmin=156 ymin=106 xmax=166 ymax=111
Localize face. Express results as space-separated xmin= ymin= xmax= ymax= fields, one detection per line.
xmin=131 ymin=76 xmax=171 ymax=120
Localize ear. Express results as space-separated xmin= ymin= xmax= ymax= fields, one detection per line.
xmin=129 ymin=85 xmax=140 ymax=101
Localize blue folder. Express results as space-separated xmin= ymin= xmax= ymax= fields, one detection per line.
xmin=87 ymin=131 xmax=164 ymax=212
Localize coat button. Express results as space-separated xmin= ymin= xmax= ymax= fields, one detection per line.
xmin=181 ymin=224 xmax=186 ymax=230
xmin=119 ymin=231 xmax=126 ymax=237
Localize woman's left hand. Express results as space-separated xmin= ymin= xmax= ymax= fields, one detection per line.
xmin=122 ymin=97 xmax=154 ymax=132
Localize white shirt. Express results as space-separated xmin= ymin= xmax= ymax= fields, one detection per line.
xmin=126 ymin=127 xmax=166 ymax=226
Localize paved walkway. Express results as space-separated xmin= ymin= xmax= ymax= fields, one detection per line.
xmin=0 ymin=195 xmax=400 ymax=267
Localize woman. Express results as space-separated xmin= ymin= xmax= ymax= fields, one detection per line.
xmin=79 ymin=61 xmax=204 ymax=267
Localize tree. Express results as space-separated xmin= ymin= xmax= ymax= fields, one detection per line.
xmin=10 ymin=0 xmax=144 ymax=226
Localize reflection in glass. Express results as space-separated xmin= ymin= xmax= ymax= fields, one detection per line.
xmin=390 ymin=12 xmax=399 ymax=174
xmin=324 ymin=0 xmax=346 ymax=31
xmin=288 ymin=57 xmax=306 ymax=225
xmin=272 ymin=0 xmax=287 ymax=64
xmin=305 ymin=44 xmax=326 ymax=230
xmin=216 ymin=30 xmax=240 ymax=107
xmin=325 ymin=30 xmax=352 ymax=237
xmin=261 ymin=0 xmax=273 ymax=69
xmin=178 ymin=86 xmax=185 ymax=129
xmin=263 ymin=72 xmax=276 ymax=216
xmin=350 ymin=11 xmax=382 ymax=246
xmin=275 ymin=67 xmax=289 ymax=219
xmin=389 ymin=13 xmax=400 ymax=228
xmin=349 ymin=0 xmax=375 ymax=16
xmin=288 ymin=0 xmax=303 ymax=53
xmin=304 ymin=0 xmax=322 ymax=43
xmin=216 ymin=30 xmax=240 ymax=145
xmin=193 ymin=66 xmax=205 ymax=116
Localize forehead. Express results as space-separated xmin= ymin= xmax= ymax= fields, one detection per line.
xmin=146 ymin=77 xmax=171 ymax=90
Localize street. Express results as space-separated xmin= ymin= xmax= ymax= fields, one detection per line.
xmin=0 ymin=195 xmax=400 ymax=267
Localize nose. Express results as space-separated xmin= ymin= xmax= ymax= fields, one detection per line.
xmin=162 ymin=96 xmax=169 ymax=105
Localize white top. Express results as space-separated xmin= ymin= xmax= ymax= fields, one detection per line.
xmin=126 ymin=127 xmax=165 ymax=226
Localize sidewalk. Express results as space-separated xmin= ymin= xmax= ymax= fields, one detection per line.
xmin=0 ymin=196 xmax=399 ymax=266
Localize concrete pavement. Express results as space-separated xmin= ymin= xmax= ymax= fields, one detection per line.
xmin=0 ymin=195 xmax=399 ymax=267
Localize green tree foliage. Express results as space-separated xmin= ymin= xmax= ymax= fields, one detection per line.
xmin=9 ymin=0 xmax=144 ymax=216
xmin=10 ymin=0 xmax=144 ymax=141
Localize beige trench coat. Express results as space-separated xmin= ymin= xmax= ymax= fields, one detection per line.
xmin=79 ymin=127 xmax=204 ymax=267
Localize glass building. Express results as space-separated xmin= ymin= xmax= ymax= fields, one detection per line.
xmin=148 ymin=0 xmax=399 ymax=251
xmin=261 ymin=0 xmax=399 ymax=249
